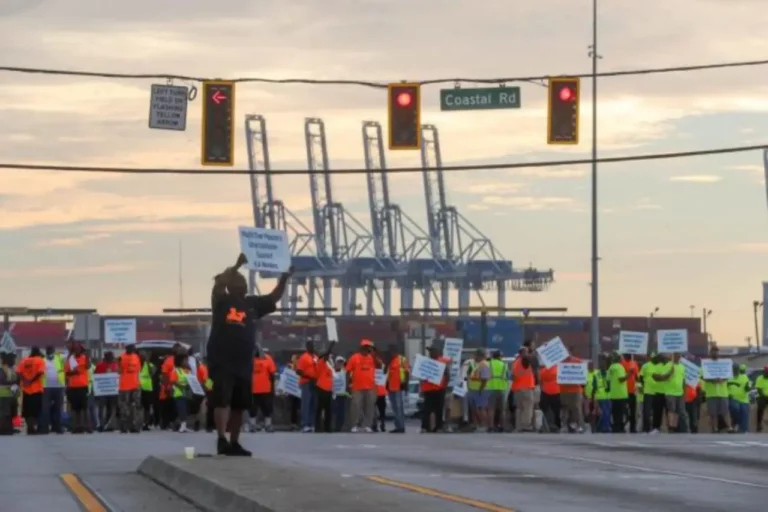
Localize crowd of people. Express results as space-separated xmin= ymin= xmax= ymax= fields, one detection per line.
xmin=2 ymin=253 xmax=768 ymax=443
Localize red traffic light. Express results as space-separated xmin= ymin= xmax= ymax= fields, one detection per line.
xmin=396 ymin=92 xmax=413 ymax=107
xmin=559 ymin=87 xmax=575 ymax=102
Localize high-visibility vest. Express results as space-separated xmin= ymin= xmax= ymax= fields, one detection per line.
xmin=140 ymin=363 xmax=154 ymax=392
xmin=52 ymin=355 xmax=66 ymax=386
xmin=467 ymin=361 xmax=488 ymax=391
xmin=511 ymin=359 xmax=535 ymax=391
xmin=0 ymin=367 xmax=16 ymax=398
xmin=594 ymin=371 xmax=609 ymax=400
xmin=486 ymin=359 xmax=508 ymax=391
xmin=88 ymin=365 xmax=95 ymax=394
xmin=172 ymin=368 xmax=188 ymax=399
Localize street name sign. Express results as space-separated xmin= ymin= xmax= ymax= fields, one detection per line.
xmin=149 ymin=84 xmax=189 ymax=131
xmin=440 ymin=86 xmax=521 ymax=111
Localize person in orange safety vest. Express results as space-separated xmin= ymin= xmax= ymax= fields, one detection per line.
xmin=420 ymin=345 xmax=451 ymax=433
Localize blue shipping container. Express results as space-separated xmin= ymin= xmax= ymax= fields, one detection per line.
xmin=460 ymin=317 xmax=523 ymax=356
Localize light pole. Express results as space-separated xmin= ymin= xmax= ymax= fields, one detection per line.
xmin=689 ymin=305 xmax=695 ymax=318
xmin=702 ymin=308 xmax=712 ymax=338
xmin=588 ymin=0 xmax=602 ymax=364
xmin=753 ymin=300 xmax=764 ymax=347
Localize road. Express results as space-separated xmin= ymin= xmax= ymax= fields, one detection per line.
xmin=4 ymin=428 xmax=767 ymax=511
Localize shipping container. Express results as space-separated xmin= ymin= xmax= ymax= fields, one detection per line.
xmin=0 ymin=321 xmax=68 ymax=348
xmin=459 ymin=317 xmax=523 ymax=356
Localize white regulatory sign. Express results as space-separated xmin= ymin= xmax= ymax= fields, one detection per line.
xmin=148 ymin=84 xmax=189 ymax=131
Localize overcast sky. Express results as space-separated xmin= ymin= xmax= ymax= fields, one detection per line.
xmin=0 ymin=0 xmax=766 ymax=345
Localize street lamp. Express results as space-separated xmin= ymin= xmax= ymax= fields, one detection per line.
xmin=689 ymin=305 xmax=695 ymax=318
xmin=702 ymin=308 xmax=713 ymax=338
xmin=753 ymin=300 xmax=764 ymax=347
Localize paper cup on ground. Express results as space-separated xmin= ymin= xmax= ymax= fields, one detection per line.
xmin=184 ymin=447 xmax=195 ymax=460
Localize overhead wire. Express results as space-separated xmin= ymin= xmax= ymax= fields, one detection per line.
xmin=1 ymin=57 xmax=768 ymax=88
xmin=0 ymin=143 xmax=763 ymax=176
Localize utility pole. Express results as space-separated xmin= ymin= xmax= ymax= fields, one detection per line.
xmin=589 ymin=0 xmax=601 ymax=364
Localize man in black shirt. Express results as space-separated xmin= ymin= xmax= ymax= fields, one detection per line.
xmin=207 ymin=253 xmax=290 ymax=456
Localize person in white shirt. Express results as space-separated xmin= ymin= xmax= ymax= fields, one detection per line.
xmin=40 ymin=346 xmax=65 ymax=434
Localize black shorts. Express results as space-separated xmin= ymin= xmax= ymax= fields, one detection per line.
xmin=209 ymin=368 xmax=251 ymax=411
xmin=22 ymin=392 xmax=43 ymax=418
xmin=67 ymin=387 xmax=89 ymax=412
xmin=251 ymin=393 xmax=273 ymax=417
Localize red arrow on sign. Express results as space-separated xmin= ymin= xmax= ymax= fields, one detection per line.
xmin=211 ymin=90 xmax=227 ymax=104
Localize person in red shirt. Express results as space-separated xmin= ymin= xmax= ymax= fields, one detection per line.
xmin=95 ymin=351 xmax=119 ymax=432
xmin=346 ymin=339 xmax=382 ymax=433
xmin=249 ymin=348 xmax=276 ymax=432
xmin=560 ymin=351 xmax=585 ymax=433
xmin=295 ymin=341 xmax=318 ymax=433
xmin=620 ymin=353 xmax=640 ymax=433
xmin=386 ymin=344 xmax=410 ymax=433
xmin=16 ymin=347 xmax=45 ymax=435
xmin=64 ymin=343 xmax=90 ymax=433
xmin=118 ymin=344 xmax=142 ymax=433
xmin=314 ymin=342 xmax=337 ymax=433
xmin=420 ymin=345 xmax=451 ymax=433
xmin=538 ymin=364 xmax=561 ymax=432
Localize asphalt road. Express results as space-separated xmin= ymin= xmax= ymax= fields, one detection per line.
xmin=5 ymin=428 xmax=767 ymax=511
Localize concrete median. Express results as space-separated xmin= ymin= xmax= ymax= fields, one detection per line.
xmin=137 ymin=454 xmax=447 ymax=512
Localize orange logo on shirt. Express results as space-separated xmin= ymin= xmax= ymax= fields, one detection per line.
xmin=226 ymin=308 xmax=246 ymax=325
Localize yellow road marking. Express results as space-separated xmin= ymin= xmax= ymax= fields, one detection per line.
xmin=367 ymin=475 xmax=515 ymax=512
xmin=60 ymin=473 xmax=108 ymax=512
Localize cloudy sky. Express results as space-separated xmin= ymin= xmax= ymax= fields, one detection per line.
xmin=0 ymin=0 xmax=766 ymax=345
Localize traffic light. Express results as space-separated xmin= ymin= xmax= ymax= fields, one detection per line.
xmin=201 ymin=81 xmax=236 ymax=166
xmin=547 ymin=77 xmax=580 ymax=145
xmin=388 ymin=83 xmax=421 ymax=150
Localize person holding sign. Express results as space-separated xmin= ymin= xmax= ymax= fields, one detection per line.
xmin=420 ymin=345 xmax=451 ymax=434
xmin=652 ymin=352 xmax=688 ymax=433
xmin=207 ymin=253 xmax=291 ymax=456
xmin=701 ymin=346 xmax=732 ymax=433
xmin=466 ymin=349 xmax=491 ymax=433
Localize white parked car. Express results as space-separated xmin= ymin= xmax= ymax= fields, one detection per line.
xmin=385 ymin=379 xmax=422 ymax=418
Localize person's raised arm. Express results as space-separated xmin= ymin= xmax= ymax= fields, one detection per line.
xmin=265 ymin=266 xmax=293 ymax=303
xmin=212 ymin=253 xmax=248 ymax=303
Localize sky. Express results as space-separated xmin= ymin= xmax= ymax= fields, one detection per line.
xmin=0 ymin=0 xmax=767 ymax=345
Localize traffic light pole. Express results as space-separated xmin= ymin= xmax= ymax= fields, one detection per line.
xmin=589 ymin=0 xmax=600 ymax=364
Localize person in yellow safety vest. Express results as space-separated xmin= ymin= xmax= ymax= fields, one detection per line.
xmin=593 ymin=354 xmax=612 ymax=433
xmin=755 ymin=366 xmax=768 ymax=432
xmin=386 ymin=344 xmax=410 ymax=433
xmin=701 ymin=345 xmax=732 ymax=433
xmin=466 ymin=349 xmax=491 ymax=432
xmin=40 ymin=346 xmax=66 ymax=434
xmin=139 ymin=356 xmax=155 ymax=431
xmin=0 ymin=352 xmax=19 ymax=435
xmin=727 ymin=364 xmax=750 ymax=433
xmin=486 ymin=351 xmax=509 ymax=432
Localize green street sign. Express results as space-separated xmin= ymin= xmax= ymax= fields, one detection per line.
xmin=439 ymin=86 xmax=521 ymax=111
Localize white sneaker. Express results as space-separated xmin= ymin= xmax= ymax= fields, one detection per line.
xmin=364 ymin=427 xmax=373 ymax=433
xmin=649 ymin=429 xmax=660 ymax=435
xmin=350 ymin=427 xmax=359 ymax=433
xmin=301 ymin=427 xmax=313 ymax=433
xmin=178 ymin=423 xmax=188 ymax=433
